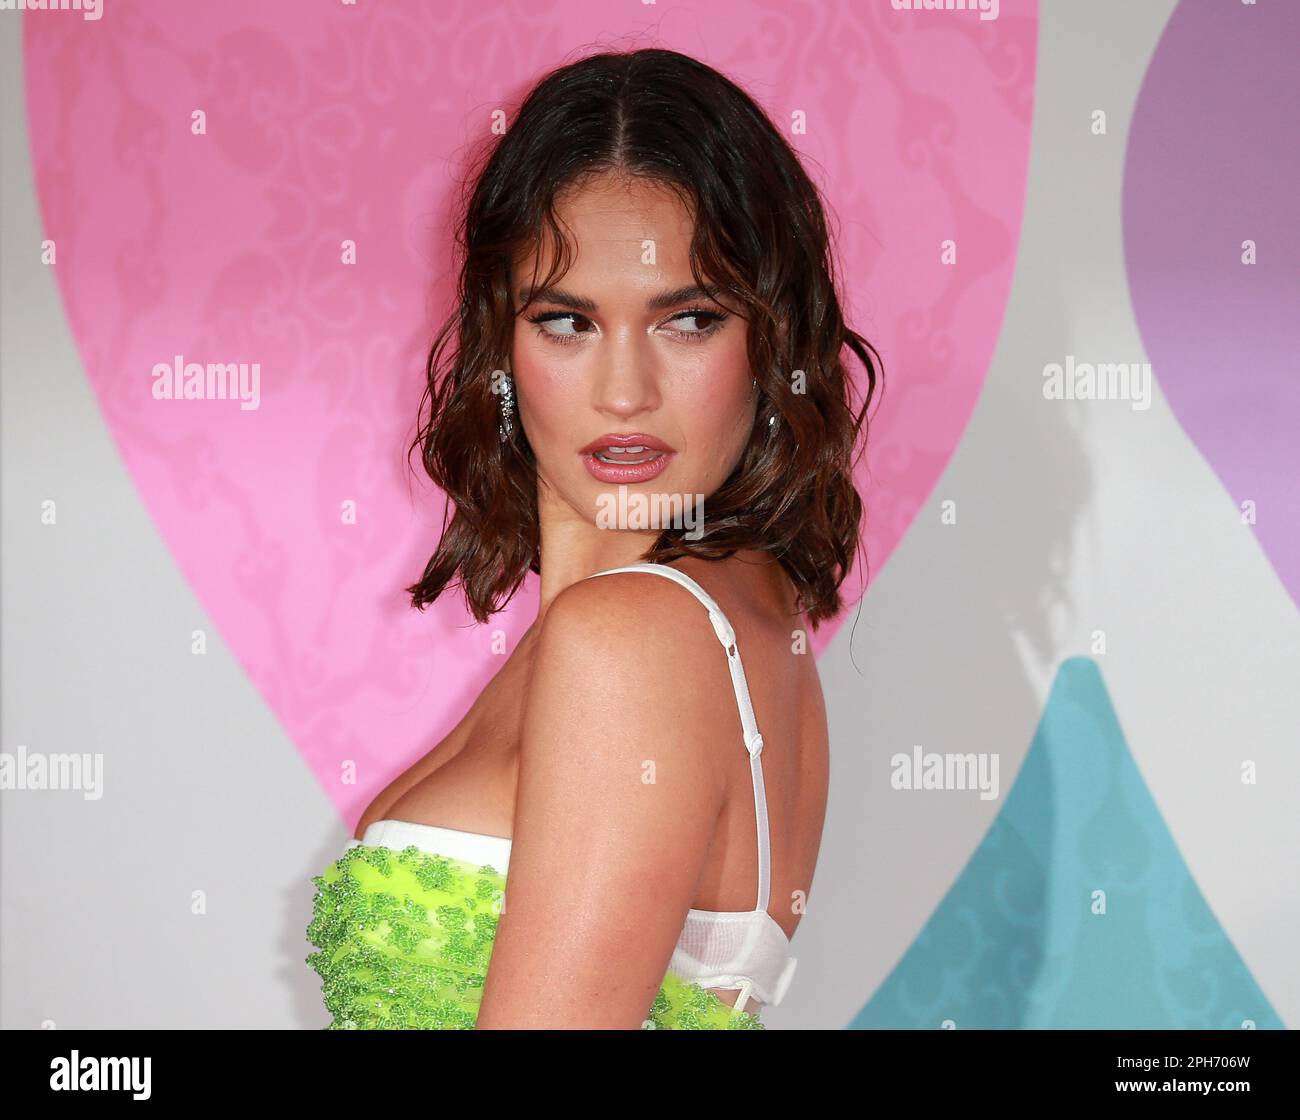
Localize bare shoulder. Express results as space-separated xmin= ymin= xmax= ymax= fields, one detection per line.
xmin=535 ymin=565 xmax=733 ymax=680
xmin=523 ymin=566 xmax=745 ymax=783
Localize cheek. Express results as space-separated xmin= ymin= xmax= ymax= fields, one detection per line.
xmin=671 ymin=341 xmax=754 ymax=465
xmin=680 ymin=394 xmax=753 ymax=487
xmin=510 ymin=347 xmax=602 ymax=495
xmin=511 ymin=339 xmax=580 ymax=440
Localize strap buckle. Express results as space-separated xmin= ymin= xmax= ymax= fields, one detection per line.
xmin=708 ymin=610 xmax=736 ymax=651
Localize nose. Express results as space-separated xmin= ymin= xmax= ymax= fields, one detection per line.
xmin=591 ymin=326 xmax=662 ymax=421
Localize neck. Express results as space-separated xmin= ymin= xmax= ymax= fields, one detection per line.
xmin=534 ymin=486 xmax=661 ymax=623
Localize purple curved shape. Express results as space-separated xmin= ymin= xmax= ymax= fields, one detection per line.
xmin=1124 ymin=1 xmax=1300 ymax=609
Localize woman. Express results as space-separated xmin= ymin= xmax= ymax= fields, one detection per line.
xmin=307 ymin=46 xmax=879 ymax=1030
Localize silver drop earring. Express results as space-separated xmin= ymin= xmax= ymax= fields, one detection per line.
xmin=495 ymin=369 xmax=515 ymax=442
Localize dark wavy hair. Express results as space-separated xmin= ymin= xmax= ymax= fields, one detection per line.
xmin=406 ymin=46 xmax=882 ymax=628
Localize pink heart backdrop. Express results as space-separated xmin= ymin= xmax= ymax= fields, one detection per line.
xmin=23 ymin=0 xmax=1036 ymax=823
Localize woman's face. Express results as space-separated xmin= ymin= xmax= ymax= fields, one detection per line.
xmin=510 ymin=172 xmax=755 ymax=535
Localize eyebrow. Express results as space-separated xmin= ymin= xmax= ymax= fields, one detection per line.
xmin=516 ymin=283 xmax=723 ymax=314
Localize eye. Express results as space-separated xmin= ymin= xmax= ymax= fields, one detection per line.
xmin=663 ymin=308 xmax=729 ymax=340
xmin=527 ymin=311 xmax=596 ymax=345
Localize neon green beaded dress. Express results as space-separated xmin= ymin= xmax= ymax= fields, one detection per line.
xmin=306 ymin=563 xmax=799 ymax=1030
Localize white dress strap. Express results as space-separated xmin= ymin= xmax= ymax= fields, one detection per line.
xmin=583 ymin=562 xmax=771 ymax=913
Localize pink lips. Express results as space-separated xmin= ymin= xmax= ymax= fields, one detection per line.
xmin=579 ymin=432 xmax=675 ymax=484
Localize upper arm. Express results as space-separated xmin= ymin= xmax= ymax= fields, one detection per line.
xmin=475 ymin=573 xmax=734 ymax=1029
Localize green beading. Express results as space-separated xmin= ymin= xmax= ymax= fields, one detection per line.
xmin=306 ymin=844 xmax=765 ymax=1030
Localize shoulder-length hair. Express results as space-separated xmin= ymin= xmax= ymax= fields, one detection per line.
xmin=407 ymin=47 xmax=882 ymax=628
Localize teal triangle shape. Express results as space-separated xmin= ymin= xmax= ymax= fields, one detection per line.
xmin=849 ymin=656 xmax=1285 ymax=1029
